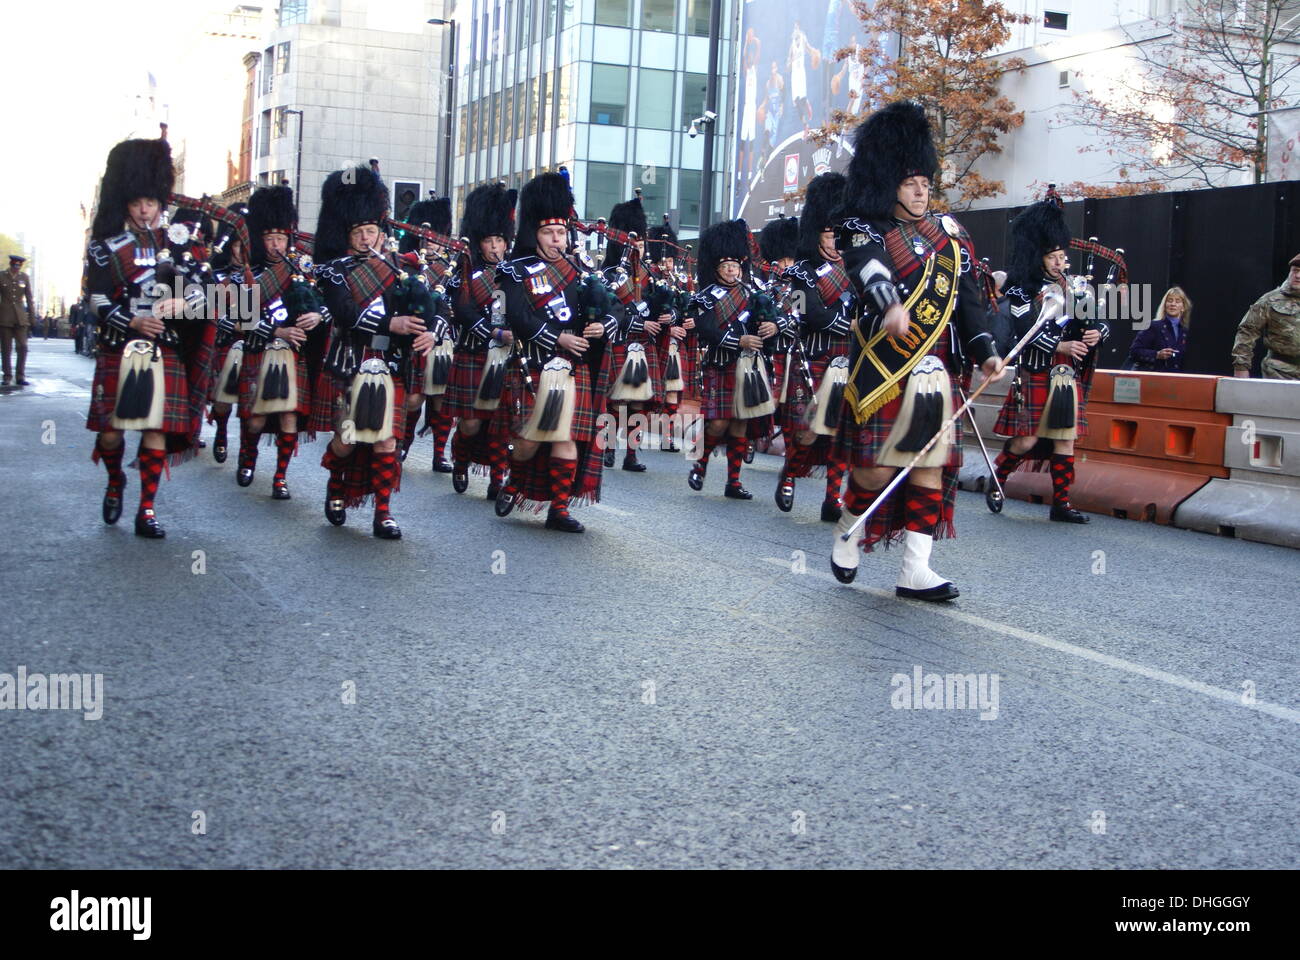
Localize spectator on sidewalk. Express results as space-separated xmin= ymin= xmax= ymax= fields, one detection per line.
xmin=1232 ymin=255 xmax=1300 ymax=379
xmin=1128 ymin=286 xmax=1190 ymax=372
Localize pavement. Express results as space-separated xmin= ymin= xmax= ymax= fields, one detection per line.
xmin=1 ymin=340 xmax=1297 ymax=869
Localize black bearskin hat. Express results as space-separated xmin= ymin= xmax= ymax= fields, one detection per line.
xmin=799 ymin=171 xmax=845 ymax=258
xmin=513 ymin=171 xmax=572 ymax=257
xmin=1006 ymin=198 xmax=1071 ymax=293
xmin=246 ymin=185 xmax=298 ymax=266
xmin=646 ymin=217 xmax=678 ymax=264
xmin=461 ymin=182 xmax=517 ymax=247
xmin=696 ymin=218 xmax=750 ymax=287
xmin=315 ymin=164 xmax=390 ymax=263
xmin=758 ymin=216 xmax=799 ymax=265
xmin=91 ymin=138 xmax=175 ymax=240
xmin=841 ymin=100 xmax=938 ymax=223
xmin=601 ymin=194 xmax=648 ymax=269
xmin=398 ymin=196 xmax=452 ymax=253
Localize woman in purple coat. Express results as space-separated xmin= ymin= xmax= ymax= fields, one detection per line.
xmin=1127 ymin=286 xmax=1191 ymax=372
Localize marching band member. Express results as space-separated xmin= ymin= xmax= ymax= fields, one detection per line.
xmin=84 ymin=138 xmax=215 ymax=539
xmin=644 ymin=217 xmax=691 ymax=452
xmin=206 ymin=208 xmax=249 ymax=465
xmin=829 ymin=101 xmax=1003 ymax=600
xmin=398 ymin=195 xmax=456 ymax=471
xmin=232 ymin=185 xmax=327 ymax=500
xmin=687 ymin=219 xmax=786 ymax=500
xmin=602 ymin=193 xmax=666 ymax=473
xmin=493 ymin=172 xmax=619 ymax=533
xmin=774 ymin=172 xmax=855 ymax=522
xmin=990 ymin=197 xmax=1107 ymax=524
xmin=444 ymin=183 xmax=517 ymax=500
xmin=311 ymin=164 xmax=441 ymax=540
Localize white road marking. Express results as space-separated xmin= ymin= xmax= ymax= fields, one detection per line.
xmin=762 ymin=557 xmax=1300 ymax=725
xmin=592 ymin=503 xmax=635 ymax=517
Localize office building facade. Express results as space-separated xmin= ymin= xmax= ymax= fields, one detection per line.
xmin=451 ymin=0 xmax=733 ymax=241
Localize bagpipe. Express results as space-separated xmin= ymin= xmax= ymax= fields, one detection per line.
xmin=383 ymin=221 xmax=461 ymax=397
xmin=169 ymin=193 xmax=254 ymax=284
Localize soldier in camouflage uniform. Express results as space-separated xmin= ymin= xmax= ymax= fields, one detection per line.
xmin=1232 ymin=255 xmax=1300 ymax=380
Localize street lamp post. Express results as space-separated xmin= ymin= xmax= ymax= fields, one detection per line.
xmin=428 ymin=17 xmax=457 ymax=200
xmin=284 ymin=108 xmax=304 ymax=203
xmin=699 ymin=0 xmax=723 ymax=231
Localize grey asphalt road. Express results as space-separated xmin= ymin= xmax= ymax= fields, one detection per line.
xmin=1 ymin=340 xmax=1297 ymax=869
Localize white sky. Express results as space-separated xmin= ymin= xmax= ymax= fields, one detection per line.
xmin=0 ymin=0 xmax=244 ymax=305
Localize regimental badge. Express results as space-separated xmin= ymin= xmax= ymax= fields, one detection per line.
xmin=168 ymin=223 xmax=192 ymax=245
xmin=852 ymin=233 xmax=868 ymax=247
xmin=577 ymin=248 xmax=594 ymax=270
xmin=940 ymin=215 xmax=960 ymax=238
xmin=916 ymin=300 xmax=942 ymax=328
xmin=934 ymin=273 xmax=951 ymax=297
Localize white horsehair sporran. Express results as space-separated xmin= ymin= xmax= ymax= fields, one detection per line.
xmin=879 ymin=355 xmax=955 ymax=468
xmin=110 ymin=339 xmax=166 ymax=431
xmin=609 ymin=341 xmax=653 ymax=403
xmin=520 ymin=355 xmax=576 ymax=442
xmin=733 ymin=349 xmax=776 ymax=420
xmin=808 ymin=355 xmax=850 ymax=436
xmin=422 ymin=336 xmax=455 ymax=396
xmin=252 ymin=339 xmax=299 ymax=415
xmin=347 ymin=357 xmax=396 ymax=444
xmin=215 ymin=340 xmax=243 ymax=404
xmin=473 ymin=341 xmax=512 ymax=411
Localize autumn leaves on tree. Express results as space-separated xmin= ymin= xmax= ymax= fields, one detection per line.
xmin=816 ymin=0 xmax=1032 ymax=211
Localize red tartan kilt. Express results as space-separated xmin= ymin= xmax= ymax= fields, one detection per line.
xmin=606 ymin=336 xmax=664 ymax=410
xmin=837 ymin=373 xmax=964 ymax=469
xmin=778 ymin=356 xmax=828 ymax=434
xmin=700 ymin=363 xmax=774 ymax=437
xmin=679 ymin=334 xmax=701 ymax=399
xmin=86 ymin=345 xmax=190 ymax=435
xmin=512 ymin=361 xmax=600 ymax=442
xmin=308 ymin=362 xmax=408 ymax=442
xmin=442 ymin=346 xmax=488 ymax=419
xmin=993 ymin=369 xmax=1088 ymax=438
xmin=236 ymin=347 xmax=312 ymax=420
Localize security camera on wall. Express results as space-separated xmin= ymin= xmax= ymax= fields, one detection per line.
xmin=703 ymin=110 xmax=717 ymax=122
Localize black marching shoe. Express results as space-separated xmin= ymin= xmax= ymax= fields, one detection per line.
xmin=325 ymin=498 xmax=347 ymax=526
xmin=452 ymin=462 xmax=470 ymax=493
xmin=236 ymin=466 xmax=255 ymax=487
xmin=133 ymin=509 xmax=165 ymax=539
xmin=820 ymin=498 xmax=842 ymax=523
xmin=373 ymin=515 xmax=402 ymax=540
xmin=896 ymin=582 xmax=960 ymax=602
xmin=603 ymin=446 xmax=617 ymax=468
xmin=724 ymin=482 xmax=753 ymax=500
xmin=494 ymin=488 xmax=518 ymax=517
xmin=687 ymin=464 xmax=706 ymax=491
xmin=212 ymin=443 xmax=227 ymax=464
xmin=545 ymin=507 xmax=584 ymax=533
xmin=774 ymin=476 xmax=795 ymax=512
xmin=1049 ymin=504 xmax=1089 ymax=524
xmin=622 ymin=452 xmax=646 ymax=472
xmin=433 ymin=458 xmax=454 ymax=474
xmin=102 ymin=488 xmax=123 ymax=525
xmin=271 ymin=479 xmax=291 ymax=500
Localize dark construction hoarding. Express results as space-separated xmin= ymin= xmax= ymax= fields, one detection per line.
xmin=729 ymin=0 xmax=895 ymax=225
